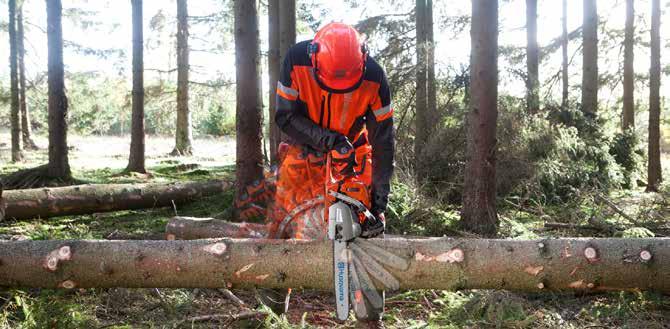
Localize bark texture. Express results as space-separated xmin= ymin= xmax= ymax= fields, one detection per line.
xmin=0 ymin=238 xmax=667 ymax=293
xmin=0 ymin=180 xmax=231 ymax=221
xmin=267 ymin=0 xmax=280 ymax=164
xmin=172 ymin=0 xmax=193 ymax=156
xmin=561 ymin=0 xmax=568 ymax=110
xmin=46 ymin=0 xmax=71 ymax=179
xmin=526 ymin=0 xmax=539 ymax=114
xmin=426 ymin=0 xmax=436 ymax=131
xmin=8 ymin=0 xmax=23 ymax=162
xmin=234 ymin=0 xmax=264 ymax=201
xmin=647 ymin=0 xmax=662 ymax=191
xmin=461 ymin=0 xmax=499 ymax=237
xmin=581 ymin=0 xmax=598 ymax=116
xmin=166 ymin=217 xmax=268 ymax=240
xmin=127 ymin=0 xmax=146 ymax=173
xmin=278 ymin=0 xmax=295 ymax=66
xmin=622 ymin=0 xmax=635 ymax=131
xmin=414 ymin=0 xmax=428 ymax=163
xmin=275 ymin=0 xmax=295 ymax=153
xmin=17 ymin=3 xmax=37 ymax=151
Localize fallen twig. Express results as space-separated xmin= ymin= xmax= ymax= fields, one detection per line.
xmin=220 ymin=288 xmax=246 ymax=306
xmin=595 ymin=193 xmax=642 ymax=226
xmin=543 ymin=222 xmax=600 ymax=230
xmin=176 ymin=311 xmax=260 ymax=326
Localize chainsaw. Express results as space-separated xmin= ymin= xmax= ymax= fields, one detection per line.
xmin=329 ymin=189 xmax=376 ymax=321
xmin=325 ymin=144 xmax=384 ymax=321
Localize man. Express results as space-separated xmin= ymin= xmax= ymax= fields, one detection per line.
xmin=268 ymin=22 xmax=394 ymax=325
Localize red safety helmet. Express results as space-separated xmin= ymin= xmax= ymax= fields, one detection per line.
xmin=309 ymin=22 xmax=367 ymax=91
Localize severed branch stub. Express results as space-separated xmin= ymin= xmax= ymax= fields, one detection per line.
xmin=583 ymin=246 xmax=599 ymax=263
xmin=203 ymin=242 xmax=228 ymax=256
xmin=44 ymin=245 xmax=72 ymax=271
xmin=60 ymin=280 xmax=76 ymax=289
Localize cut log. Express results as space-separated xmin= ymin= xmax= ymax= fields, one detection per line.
xmin=0 ymin=237 xmax=667 ymax=293
xmin=0 ymin=180 xmax=232 ymax=221
xmin=166 ymin=217 xmax=267 ymax=240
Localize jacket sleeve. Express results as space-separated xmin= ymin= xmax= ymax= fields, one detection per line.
xmin=274 ymin=50 xmax=340 ymax=152
xmin=366 ymin=66 xmax=395 ymax=214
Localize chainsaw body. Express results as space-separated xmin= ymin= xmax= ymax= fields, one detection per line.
xmin=328 ymin=199 xmax=360 ymax=321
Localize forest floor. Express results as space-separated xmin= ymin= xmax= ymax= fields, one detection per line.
xmin=0 ymin=133 xmax=669 ymax=328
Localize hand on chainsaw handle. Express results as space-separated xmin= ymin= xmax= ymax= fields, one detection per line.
xmin=330 ymin=135 xmax=357 ymax=176
xmin=360 ymin=212 xmax=385 ymax=239
xmin=331 ymin=134 xmax=354 ymax=156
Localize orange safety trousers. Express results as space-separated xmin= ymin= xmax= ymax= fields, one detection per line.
xmin=267 ymin=143 xmax=372 ymax=239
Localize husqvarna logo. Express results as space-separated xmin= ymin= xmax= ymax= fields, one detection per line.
xmin=337 ymin=262 xmax=346 ymax=301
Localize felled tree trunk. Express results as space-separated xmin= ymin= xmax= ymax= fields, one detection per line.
xmin=166 ymin=217 xmax=267 ymax=240
xmin=0 ymin=237 xmax=666 ymax=293
xmin=0 ymin=180 xmax=231 ymax=221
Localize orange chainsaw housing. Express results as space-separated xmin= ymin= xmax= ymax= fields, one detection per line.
xmin=268 ymin=143 xmax=372 ymax=239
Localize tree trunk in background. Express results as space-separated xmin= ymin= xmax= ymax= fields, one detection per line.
xmin=8 ymin=0 xmax=23 ymax=162
xmin=622 ymin=0 xmax=635 ymax=131
xmin=561 ymin=0 xmax=568 ymax=110
xmin=461 ymin=0 xmax=499 ymax=237
xmin=526 ymin=0 xmax=539 ymax=115
xmin=17 ymin=4 xmax=37 ymax=151
xmin=1 ymin=238 xmax=668 ymax=293
xmin=0 ymin=180 xmax=232 ymax=221
xmin=581 ymin=0 xmax=598 ymax=117
xmin=172 ymin=0 xmax=193 ymax=156
xmin=127 ymin=0 xmax=146 ymax=173
xmin=647 ymin=0 xmax=662 ymax=192
xmin=426 ymin=0 xmax=437 ymax=130
xmin=46 ymin=0 xmax=71 ymax=179
xmin=276 ymin=0 xmax=295 ymax=159
xmin=234 ymin=0 xmax=264 ymax=204
xmin=278 ymin=0 xmax=295 ymax=70
xmin=414 ymin=0 xmax=428 ymax=166
xmin=267 ymin=0 xmax=280 ymax=164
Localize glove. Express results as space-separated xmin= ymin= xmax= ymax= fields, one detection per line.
xmin=330 ymin=135 xmax=357 ymax=176
xmin=360 ymin=212 xmax=385 ymax=239
xmin=331 ymin=134 xmax=353 ymax=155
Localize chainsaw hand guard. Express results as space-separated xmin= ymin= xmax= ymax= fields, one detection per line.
xmin=360 ymin=213 xmax=385 ymax=239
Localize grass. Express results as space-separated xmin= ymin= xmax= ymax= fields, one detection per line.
xmin=1 ymin=134 xmax=669 ymax=328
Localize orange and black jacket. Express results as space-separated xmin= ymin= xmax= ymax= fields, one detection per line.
xmin=275 ymin=40 xmax=394 ymax=214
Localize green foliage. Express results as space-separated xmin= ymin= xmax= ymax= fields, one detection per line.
xmin=2 ymin=291 xmax=98 ymax=329
xmin=609 ymin=129 xmax=644 ymax=188
xmin=386 ymin=180 xmax=461 ymax=237
xmin=616 ymin=227 xmax=655 ymax=238
xmin=198 ymin=104 xmax=236 ymax=136
xmin=427 ymin=291 xmax=537 ymax=328
xmin=17 ymin=75 xmax=238 ymax=137
xmin=527 ymin=123 xmax=623 ymax=203
xmin=66 ymin=73 xmax=129 ymax=135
